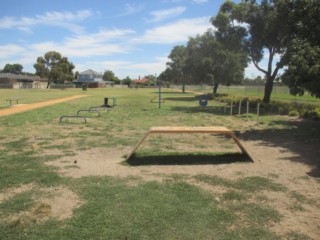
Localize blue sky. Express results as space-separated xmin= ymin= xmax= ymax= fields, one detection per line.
xmin=0 ymin=0 xmax=261 ymax=79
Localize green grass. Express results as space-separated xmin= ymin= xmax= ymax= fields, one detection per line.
xmin=0 ymin=88 xmax=318 ymax=239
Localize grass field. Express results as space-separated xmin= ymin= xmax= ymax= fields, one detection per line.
xmin=0 ymin=88 xmax=319 ymax=239
xmin=176 ymin=85 xmax=320 ymax=103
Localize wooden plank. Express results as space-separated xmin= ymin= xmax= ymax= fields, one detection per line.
xmin=150 ymin=126 xmax=231 ymax=134
xmin=127 ymin=126 xmax=253 ymax=161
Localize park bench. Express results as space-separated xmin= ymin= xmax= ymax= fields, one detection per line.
xmin=127 ymin=126 xmax=252 ymax=161
xmin=6 ymin=98 xmax=21 ymax=105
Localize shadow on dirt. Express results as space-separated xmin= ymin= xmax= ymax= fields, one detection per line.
xmin=126 ymin=152 xmax=252 ymax=166
xmin=239 ymin=119 xmax=320 ymax=178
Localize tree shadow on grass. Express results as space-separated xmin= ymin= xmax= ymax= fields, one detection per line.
xmin=240 ymin=118 xmax=320 ymax=178
xmin=170 ymin=105 xmax=229 ymax=115
xmin=126 ymin=152 xmax=252 ymax=166
xmin=151 ymin=91 xmax=194 ymax=95
xmin=165 ymin=97 xmax=197 ymax=102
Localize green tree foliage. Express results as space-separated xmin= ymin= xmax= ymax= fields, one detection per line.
xmin=103 ymin=70 xmax=119 ymax=83
xmin=163 ymin=30 xmax=248 ymax=94
xmin=2 ymin=63 xmax=23 ymax=74
xmin=279 ymin=0 xmax=320 ymax=98
xmin=212 ymin=0 xmax=320 ymax=102
xmin=166 ymin=45 xmax=188 ymax=92
xmin=122 ymin=76 xmax=132 ymax=86
xmin=186 ymin=31 xmax=247 ymax=94
xmin=33 ymin=51 xmax=75 ymax=88
xmin=212 ymin=0 xmax=288 ymax=103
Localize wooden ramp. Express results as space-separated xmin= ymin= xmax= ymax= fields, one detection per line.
xmin=127 ymin=126 xmax=252 ymax=161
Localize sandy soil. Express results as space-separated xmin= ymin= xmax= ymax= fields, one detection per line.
xmin=0 ymin=95 xmax=87 ymax=117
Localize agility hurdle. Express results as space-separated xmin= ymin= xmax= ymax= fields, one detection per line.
xmin=127 ymin=126 xmax=252 ymax=161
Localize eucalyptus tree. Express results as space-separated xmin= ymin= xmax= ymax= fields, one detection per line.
xmin=2 ymin=63 xmax=23 ymax=74
xmin=166 ymin=45 xmax=189 ymax=93
xmin=185 ymin=30 xmax=248 ymax=95
xmin=212 ymin=0 xmax=289 ymax=103
xmin=34 ymin=51 xmax=75 ymax=88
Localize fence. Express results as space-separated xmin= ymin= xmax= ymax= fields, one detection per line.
xmin=0 ymin=83 xmax=128 ymax=89
xmin=169 ymin=84 xmax=319 ymax=104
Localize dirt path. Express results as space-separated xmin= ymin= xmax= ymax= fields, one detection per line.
xmin=0 ymin=95 xmax=88 ymax=117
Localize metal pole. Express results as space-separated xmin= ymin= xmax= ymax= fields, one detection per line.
xmin=158 ymin=75 xmax=161 ymax=109
xmin=257 ymin=103 xmax=260 ymax=124
xmin=246 ymin=101 xmax=249 ymax=120
xmin=230 ymin=100 xmax=233 ymax=115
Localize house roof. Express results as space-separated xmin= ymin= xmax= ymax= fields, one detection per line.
xmin=0 ymin=73 xmax=35 ymax=82
xmin=132 ymin=78 xmax=149 ymax=84
xmin=80 ymin=69 xmax=102 ymax=76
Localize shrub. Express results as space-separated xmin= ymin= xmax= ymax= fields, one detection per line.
xmin=82 ymin=83 xmax=88 ymax=91
xmin=288 ymin=110 xmax=299 ymax=116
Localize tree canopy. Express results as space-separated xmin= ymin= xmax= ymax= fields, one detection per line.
xmin=162 ymin=30 xmax=248 ymax=94
xmin=33 ymin=51 xmax=75 ymax=88
xmin=1 ymin=63 xmax=23 ymax=74
xmin=103 ymin=70 xmax=118 ymax=82
xmin=212 ymin=0 xmax=320 ymax=103
xmin=280 ymin=0 xmax=320 ymax=98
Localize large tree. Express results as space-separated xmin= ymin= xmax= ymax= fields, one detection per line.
xmin=34 ymin=51 xmax=75 ymax=88
xmin=2 ymin=63 xmax=23 ymax=74
xmin=212 ymin=0 xmax=289 ymax=103
xmin=185 ymin=30 xmax=248 ymax=95
xmin=166 ymin=45 xmax=189 ymax=93
xmin=103 ymin=70 xmax=118 ymax=82
xmin=280 ymin=0 xmax=320 ymax=98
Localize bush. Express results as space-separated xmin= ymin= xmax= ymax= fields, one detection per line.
xmin=82 ymin=83 xmax=88 ymax=91
xmin=288 ymin=110 xmax=299 ymax=116
xmin=303 ymin=108 xmax=320 ymax=120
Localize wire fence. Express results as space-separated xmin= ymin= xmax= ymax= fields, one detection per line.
xmin=169 ymin=84 xmax=320 ymax=104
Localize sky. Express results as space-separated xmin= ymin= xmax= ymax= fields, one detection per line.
xmin=0 ymin=0 xmax=261 ymax=79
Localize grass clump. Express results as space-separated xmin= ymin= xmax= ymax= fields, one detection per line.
xmin=194 ymin=175 xmax=286 ymax=193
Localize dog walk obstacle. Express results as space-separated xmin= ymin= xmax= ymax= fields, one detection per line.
xmin=127 ymin=126 xmax=252 ymax=161
xmin=77 ymin=109 xmax=101 ymax=117
xmin=60 ymin=108 xmax=101 ymax=123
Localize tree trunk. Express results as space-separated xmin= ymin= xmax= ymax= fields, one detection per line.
xmin=182 ymin=83 xmax=185 ymax=93
xmin=213 ymin=83 xmax=219 ymax=93
xmin=46 ymin=81 xmax=51 ymax=89
xmin=263 ymin=76 xmax=274 ymax=103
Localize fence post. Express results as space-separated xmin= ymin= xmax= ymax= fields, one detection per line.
xmin=224 ymin=100 xmax=227 ymax=114
xmin=246 ymin=101 xmax=249 ymax=121
xmin=257 ymin=103 xmax=260 ymax=125
xmin=230 ymin=100 xmax=233 ymax=116
xmin=238 ymin=99 xmax=242 ymax=116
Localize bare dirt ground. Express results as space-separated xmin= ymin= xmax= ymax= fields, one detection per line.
xmin=44 ymin=130 xmax=320 ymax=239
xmin=0 ymin=95 xmax=87 ymax=117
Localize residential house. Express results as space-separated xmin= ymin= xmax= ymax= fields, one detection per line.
xmin=73 ymin=69 xmax=106 ymax=88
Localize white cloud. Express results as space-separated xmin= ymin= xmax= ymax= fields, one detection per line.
xmin=128 ymin=56 xmax=168 ymax=75
xmin=149 ymin=7 xmax=186 ymax=22
xmin=0 ymin=10 xmax=93 ymax=34
xmin=192 ymin=0 xmax=208 ymax=4
xmin=136 ymin=17 xmax=211 ymax=44
xmin=118 ymin=3 xmax=144 ymax=16
xmin=0 ymin=44 xmax=25 ymax=59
